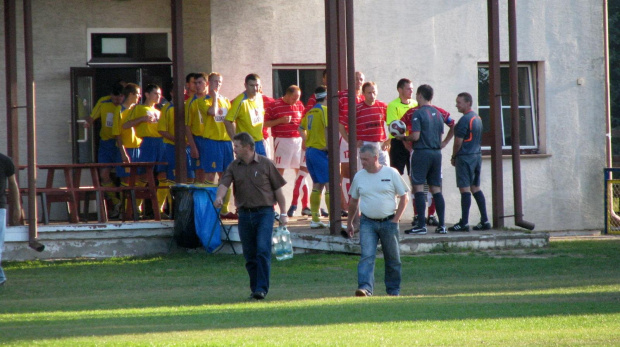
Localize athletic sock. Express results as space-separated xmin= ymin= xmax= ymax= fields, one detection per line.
xmin=414 ymin=192 xmax=427 ymax=227
xmin=221 ymin=188 xmax=232 ymax=215
xmin=310 ymin=189 xmax=321 ymax=222
xmin=473 ymin=191 xmax=489 ymax=223
xmin=324 ymin=190 xmax=330 ymax=211
xmin=292 ymin=172 xmax=306 ymax=207
xmin=102 ymin=181 xmax=120 ymax=205
xmin=427 ymin=194 xmax=436 ymax=216
xmin=301 ymin=180 xmax=309 ymax=209
xmin=157 ymin=179 xmax=172 ymax=212
xmin=433 ymin=192 xmax=446 ymax=226
xmin=135 ymin=179 xmax=147 ymax=213
xmin=460 ymin=192 xmax=472 ymax=225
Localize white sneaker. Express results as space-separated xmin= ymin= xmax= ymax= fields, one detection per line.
xmin=310 ymin=221 xmax=329 ymax=229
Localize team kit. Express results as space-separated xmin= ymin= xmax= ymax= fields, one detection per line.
xmin=87 ymin=71 xmax=490 ymax=235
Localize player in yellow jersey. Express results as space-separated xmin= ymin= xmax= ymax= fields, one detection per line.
xmin=224 ymin=73 xmax=267 ymax=156
xmin=83 ymin=82 xmax=124 ymax=217
xmin=198 ymin=72 xmax=237 ymax=219
xmin=112 ymin=83 xmax=142 ymax=183
xmin=299 ymin=86 xmax=333 ymax=229
xmin=185 ymin=72 xmax=209 ymax=183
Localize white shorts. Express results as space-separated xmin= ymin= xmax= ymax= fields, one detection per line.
xmin=339 ymin=135 xmax=350 ymax=163
xmin=263 ymin=136 xmax=274 ymax=160
xmin=274 ymin=137 xmax=302 ymax=169
xmin=300 ymin=149 xmax=307 ymax=168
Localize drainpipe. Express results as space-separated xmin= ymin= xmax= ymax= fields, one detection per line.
xmin=508 ymin=0 xmax=534 ymax=230
xmin=171 ymin=0 xmax=187 ymax=182
xmin=604 ymin=0 xmax=612 ymax=170
xmin=24 ymin=0 xmax=44 ymax=250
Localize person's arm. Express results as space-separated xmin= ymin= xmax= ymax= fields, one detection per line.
xmin=213 ymin=184 xmax=229 ymax=208
xmin=224 ymin=120 xmax=236 ymax=140
xmin=117 ymin=136 xmax=130 ymax=163
xmin=392 ymin=193 xmax=409 ymax=224
xmin=207 ymin=94 xmax=219 ymax=116
xmin=338 ymin=123 xmax=348 ymax=139
xmin=122 ymin=115 xmax=149 ymax=129
xmin=274 ymin=187 xmax=288 ymax=226
xmin=159 ymin=130 xmax=175 ymax=142
xmin=298 ymin=126 xmax=307 ymax=150
xmin=185 ymin=125 xmax=199 ymax=159
xmin=7 ymin=174 xmax=23 ymax=225
xmin=346 ymin=197 xmax=359 ymax=237
xmin=265 ymin=116 xmax=290 ymax=128
xmin=399 ymin=131 xmax=420 ymax=142
xmin=451 ymin=137 xmax=464 ymax=167
xmin=441 ymin=126 xmax=455 ymax=149
xmin=82 ymin=116 xmax=94 ymax=128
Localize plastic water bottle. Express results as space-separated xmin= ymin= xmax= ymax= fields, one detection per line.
xmin=272 ymin=226 xmax=294 ymax=261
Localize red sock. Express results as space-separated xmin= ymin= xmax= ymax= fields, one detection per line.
xmin=428 ymin=199 xmax=436 ymax=216
xmin=292 ymin=174 xmax=304 ymax=206
xmin=301 ymin=182 xmax=309 ymax=209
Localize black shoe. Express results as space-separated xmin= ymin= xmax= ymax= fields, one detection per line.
xmin=252 ymin=292 xmax=267 ymax=300
xmin=287 ymin=205 xmax=297 ymax=217
xmin=411 ymin=215 xmax=419 ymax=226
xmin=320 ymin=208 xmax=329 ymax=217
xmin=448 ymin=221 xmax=470 ymax=232
xmin=405 ymin=226 xmax=427 ymax=235
xmin=426 ymin=215 xmax=439 ymax=226
xmin=473 ymin=221 xmax=492 ymax=231
xmin=341 ymin=210 xmax=348 ymax=217
xmin=435 ymin=226 xmax=448 ymax=234
xmin=355 ymin=288 xmax=371 ymax=297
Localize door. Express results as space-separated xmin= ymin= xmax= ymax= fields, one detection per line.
xmin=70 ymin=65 xmax=172 ymax=163
xmin=70 ymin=67 xmax=96 ymax=163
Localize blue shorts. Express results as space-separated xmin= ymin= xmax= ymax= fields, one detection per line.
xmin=138 ymin=137 xmax=165 ymax=174
xmin=410 ymin=149 xmax=442 ymax=187
xmin=116 ymin=148 xmax=140 ymax=178
xmin=98 ymin=139 xmax=120 ymax=164
xmin=306 ymin=147 xmax=329 ymax=184
xmin=455 ymin=154 xmax=482 ymax=188
xmin=255 ymin=140 xmax=266 ymax=157
xmin=164 ymin=144 xmax=196 ymax=181
xmin=203 ymin=139 xmax=234 ymax=173
xmin=193 ymin=135 xmax=207 ymax=170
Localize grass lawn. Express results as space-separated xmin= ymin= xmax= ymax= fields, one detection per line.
xmin=0 ymin=239 xmax=619 ymax=346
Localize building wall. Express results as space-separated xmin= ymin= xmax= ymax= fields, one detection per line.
xmin=211 ymin=0 xmax=606 ymax=231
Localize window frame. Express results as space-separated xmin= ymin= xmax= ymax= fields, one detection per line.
xmin=477 ymin=62 xmax=542 ymax=155
xmin=272 ymin=64 xmax=325 ymax=105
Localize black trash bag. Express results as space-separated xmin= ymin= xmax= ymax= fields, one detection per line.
xmin=171 ymin=185 xmax=201 ymax=248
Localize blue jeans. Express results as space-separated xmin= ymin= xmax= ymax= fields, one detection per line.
xmin=358 ymin=215 xmax=401 ymax=295
xmin=0 ymin=209 xmax=6 ymax=283
xmin=238 ymin=207 xmax=274 ymax=294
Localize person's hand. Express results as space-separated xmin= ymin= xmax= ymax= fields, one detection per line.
xmin=403 ymin=140 xmax=413 ymax=151
xmin=279 ymin=214 xmax=288 ymax=226
xmin=451 ymin=156 xmax=456 ymax=167
xmin=347 ymin=223 xmax=355 ymax=238
xmin=394 ymin=134 xmax=405 ymax=141
xmin=213 ymin=197 xmax=223 ymax=209
xmin=82 ymin=121 xmax=91 ymax=129
xmin=356 ymin=140 xmax=364 ymax=148
xmin=440 ymin=140 xmax=449 ymax=149
xmin=190 ymin=146 xmax=199 ymax=159
xmin=282 ymin=116 xmax=292 ymax=124
xmin=381 ymin=140 xmax=390 ymax=151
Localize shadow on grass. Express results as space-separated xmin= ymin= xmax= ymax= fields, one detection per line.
xmin=1 ymin=291 xmax=619 ymax=342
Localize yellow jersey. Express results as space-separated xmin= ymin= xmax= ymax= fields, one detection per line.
xmin=225 ymin=92 xmax=265 ymax=141
xmin=185 ymin=95 xmax=205 ymax=137
xmin=300 ymin=104 xmax=328 ymax=150
xmin=90 ymin=95 xmax=117 ymax=140
xmin=112 ymin=104 xmax=142 ymax=148
xmin=386 ymin=97 xmax=417 ymax=138
xmin=158 ymin=102 xmax=175 ymax=145
xmin=127 ymin=104 xmax=161 ymax=138
xmin=199 ymin=95 xmax=232 ymax=141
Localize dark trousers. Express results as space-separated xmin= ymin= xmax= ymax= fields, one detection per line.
xmin=238 ymin=207 xmax=274 ymax=294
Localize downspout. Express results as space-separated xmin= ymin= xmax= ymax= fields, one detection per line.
xmin=171 ymin=0 xmax=187 ymax=183
xmin=604 ymin=0 xmax=612 ymax=169
xmin=508 ymin=0 xmax=534 ymax=230
xmin=24 ymin=0 xmax=44 ymax=250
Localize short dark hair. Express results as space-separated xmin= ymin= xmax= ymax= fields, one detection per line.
xmin=314 ymin=85 xmax=327 ymax=102
xmin=285 ymin=85 xmax=300 ymax=95
xmin=194 ymin=72 xmax=208 ymax=82
xmin=457 ymin=92 xmax=473 ymax=105
xmin=144 ymin=84 xmax=160 ymax=94
xmin=362 ymin=81 xmax=376 ymax=93
xmin=122 ymin=83 xmax=140 ymax=98
xmin=416 ymin=84 xmax=434 ymax=101
xmin=111 ymin=82 xmax=124 ymax=96
xmin=233 ymin=132 xmax=255 ymax=150
xmin=245 ymin=73 xmax=260 ymax=84
xmin=396 ymin=78 xmax=412 ymax=90
xmin=185 ymin=73 xmax=196 ymax=83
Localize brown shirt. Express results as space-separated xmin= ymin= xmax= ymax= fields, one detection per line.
xmin=220 ymin=152 xmax=286 ymax=208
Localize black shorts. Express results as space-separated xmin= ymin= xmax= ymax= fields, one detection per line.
xmin=389 ymin=139 xmax=410 ymax=175
xmin=455 ymin=154 xmax=482 ymax=188
xmin=410 ymin=149 xmax=442 ymax=187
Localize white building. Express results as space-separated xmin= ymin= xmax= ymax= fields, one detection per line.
xmin=0 ymin=0 xmax=607 ymax=231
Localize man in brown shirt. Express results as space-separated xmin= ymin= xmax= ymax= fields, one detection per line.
xmin=214 ymin=132 xmax=287 ymax=300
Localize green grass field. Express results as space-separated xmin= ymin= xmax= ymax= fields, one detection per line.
xmin=1 ymin=239 xmax=619 ymax=346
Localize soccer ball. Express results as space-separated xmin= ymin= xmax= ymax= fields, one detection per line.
xmin=389 ymin=120 xmax=407 ymax=137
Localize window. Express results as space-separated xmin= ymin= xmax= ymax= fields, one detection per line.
xmin=478 ymin=63 xmax=539 ymax=153
xmin=87 ymin=29 xmax=171 ymax=65
xmin=272 ymin=66 xmax=325 ymax=105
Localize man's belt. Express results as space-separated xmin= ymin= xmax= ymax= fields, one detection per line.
xmin=238 ymin=206 xmax=271 ymax=212
xmin=362 ymin=213 xmax=395 ymax=222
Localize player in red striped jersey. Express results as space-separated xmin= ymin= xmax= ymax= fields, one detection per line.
xmin=353 ymin=81 xmax=390 ymax=166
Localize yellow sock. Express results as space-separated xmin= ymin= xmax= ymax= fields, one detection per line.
xmin=325 ymin=191 xmax=330 ymax=211
xmin=102 ymin=181 xmax=120 ymax=205
xmin=221 ymin=188 xmax=232 ymax=214
xmin=310 ymin=189 xmax=321 ymax=222
xmin=157 ymin=179 xmax=172 ymax=212
xmin=136 ymin=179 xmax=147 ymax=213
